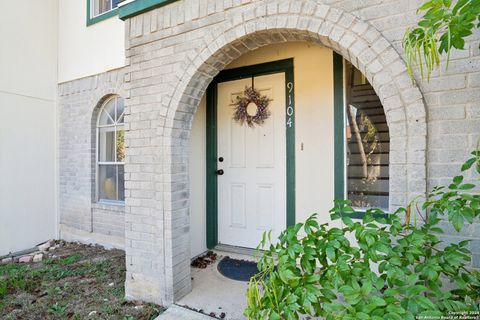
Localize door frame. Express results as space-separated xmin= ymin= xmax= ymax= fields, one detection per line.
xmin=205 ymin=58 xmax=295 ymax=249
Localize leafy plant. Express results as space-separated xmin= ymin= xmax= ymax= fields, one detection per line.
xmin=403 ymin=0 xmax=480 ymax=80
xmin=48 ymin=302 xmax=67 ymax=315
xmin=0 ymin=280 xmax=7 ymax=298
xmin=245 ymin=151 xmax=480 ymax=319
xmin=58 ymin=253 xmax=83 ymax=265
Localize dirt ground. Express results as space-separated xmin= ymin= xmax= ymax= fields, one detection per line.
xmin=0 ymin=241 xmax=163 ymax=320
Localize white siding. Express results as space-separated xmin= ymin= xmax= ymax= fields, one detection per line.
xmin=58 ymin=0 xmax=125 ymax=83
xmin=0 ymin=0 xmax=58 ymax=255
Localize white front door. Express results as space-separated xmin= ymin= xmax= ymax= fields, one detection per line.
xmin=217 ymin=72 xmax=287 ymax=249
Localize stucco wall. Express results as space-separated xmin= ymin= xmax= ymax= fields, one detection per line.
xmin=58 ymin=1 xmax=125 ymax=83
xmin=0 ymin=0 xmax=58 ymax=256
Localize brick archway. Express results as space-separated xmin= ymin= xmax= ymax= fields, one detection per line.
xmin=123 ymin=0 xmax=427 ymax=305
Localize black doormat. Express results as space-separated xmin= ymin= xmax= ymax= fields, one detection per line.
xmin=217 ymin=256 xmax=259 ymax=282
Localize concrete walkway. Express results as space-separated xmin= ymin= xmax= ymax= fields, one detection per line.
xmin=178 ymin=249 xmax=253 ymax=320
xmin=156 ymin=248 xmax=256 ymax=320
xmin=155 ymin=304 xmax=214 ymax=319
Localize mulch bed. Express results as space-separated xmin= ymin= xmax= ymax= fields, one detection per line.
xmin=0 ymin=241 xmax=163 ymax=320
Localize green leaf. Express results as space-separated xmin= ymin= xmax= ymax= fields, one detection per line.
xmin=286 ymin=294 xmax=298 ymax=304
xmin=415 ymin=296 xmax=436 ymax=310
xmin=418 ymin=1 xmax=434 ymax=11
xmin=339 ymin=285 xmax=355 ymax=296
xmin=460 ymin=207 xmax=474 ymax=223
xmin=384 ymin=313 xmax=403 ymax=320
xmin=365 ymin=235 xmax=375 ymax=247
xmin=453 ymin=175 xmax=463 ymax=184
xmin=461 ymin=157 xmax=476 ymax=171
xmin=269 ymin=311 xmax=281 ymax=320
xmin=342 ymin=216 xmax=354 ymax=227
xmin=387 ymin=304 xmax=406 ymax=314
xmin=406 ymin=285 xmax=427 ymax=297
xmin=323 ymin=303 xmax=344 ymax=312
xmin=429 ymin=227 xmax=443 ymax=233
xmin=305 ymin=274 xmax=320 ymax=283
xmin=370 ymin=296 xmax=387 ymax=307
xmin=451 ymin=212 xmax=464 ymax=232
xmin=356 ymin=312 xmax=370 ymax=320
xmin=320 ymin=288 xmax=337 ymax=300
xmin=361 ymin=280 xmax=373 ymax=296
xmin=326 ymin=247 xmax=336 ymax=262
xmin=459 ymin=183 xmax=475 ymax=190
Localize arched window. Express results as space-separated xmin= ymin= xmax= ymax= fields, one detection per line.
xmin=96 ymin=96 xmax=125 ymax=203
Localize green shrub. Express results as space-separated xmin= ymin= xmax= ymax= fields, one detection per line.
xmin=245 ymin=151 xmax=480 ymax=319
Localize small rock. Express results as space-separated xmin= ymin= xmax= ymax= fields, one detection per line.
xmin=88 ymin=311 xmax=97 ymax=316
xmin=38 ymin=239 xmax=55 ymax=251
xmin=1 ymin=257 xmax=12 ymax=264
xmin=19 ymin=255 xmax=33 ymax=263
xmin=33 ymin=253 xmax=43 ymax=262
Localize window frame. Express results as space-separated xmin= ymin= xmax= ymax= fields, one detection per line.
xmin=333 ymin=53 xmax=389 ymax=219
xmin=86 ymin=0 xmax=120 ymax=26
xmin=96 ymin=95 xmax=125 ymax=205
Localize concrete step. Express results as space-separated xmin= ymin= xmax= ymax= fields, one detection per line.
xmin=156 ymin=304 xmax=215 ymax=320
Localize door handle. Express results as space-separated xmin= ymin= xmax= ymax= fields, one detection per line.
xmin=216 ymin=169 xmax=224 ymax=175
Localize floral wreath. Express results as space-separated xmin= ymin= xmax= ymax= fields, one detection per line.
xmin=233 ymin=86 xmax=271 ymax=127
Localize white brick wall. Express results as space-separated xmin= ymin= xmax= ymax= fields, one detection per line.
xmin=122 ymin=0 xmax=429 ymax=305
xmin=58 ymin=68 xmax=127 ymax=242
xmin=57 ymin=0 xmax=480 ymax=306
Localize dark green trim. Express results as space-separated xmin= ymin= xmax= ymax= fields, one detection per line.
xmin=87 ymin=0 xmax=119 ymax=26
xmin=285 ymin=64 xmax=296 ymax=228
xmin=213 ymin=59 xmax=295 ymax=82
xmin=206 ymin=83 xmax=218 ymax=249
xmin=206 ymin=58 xmax=295 ymax=249
xmin=333 ymin=52 xmax=345 ymax=201
xmin=119 ymin=0 xmax=179 ymax=20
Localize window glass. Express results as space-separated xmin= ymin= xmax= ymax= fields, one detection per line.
xmin=98 ymin=127 xmax=116 ymax=162
xmin=99 ymin=99 xmax=116 ymax=126
xmin=91 ymin=0 xmax=119 ymax=17
xmin=116 ymin=98 xmax=125 ymax=123
xmin=116 ymin=129 xmax=125 ymax=162
xmin=98 ymin=165 xmax=117 ymax=201
xmin=97 ymin=96 xmax=125 ymax=202
xmin=345 ymin=63 xmax=390 ymax=211
xmin=99 ymin=109 xmax=114 ymax=125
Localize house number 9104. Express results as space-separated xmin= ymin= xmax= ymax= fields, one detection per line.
xmin=286 ymin=82 xmax=294 ymax=128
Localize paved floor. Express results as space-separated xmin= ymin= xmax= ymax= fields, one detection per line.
xmin=176 ymin=249 xmax=256 ymax=320
xmin=155 ymin=304 xmax=214 ymax=319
